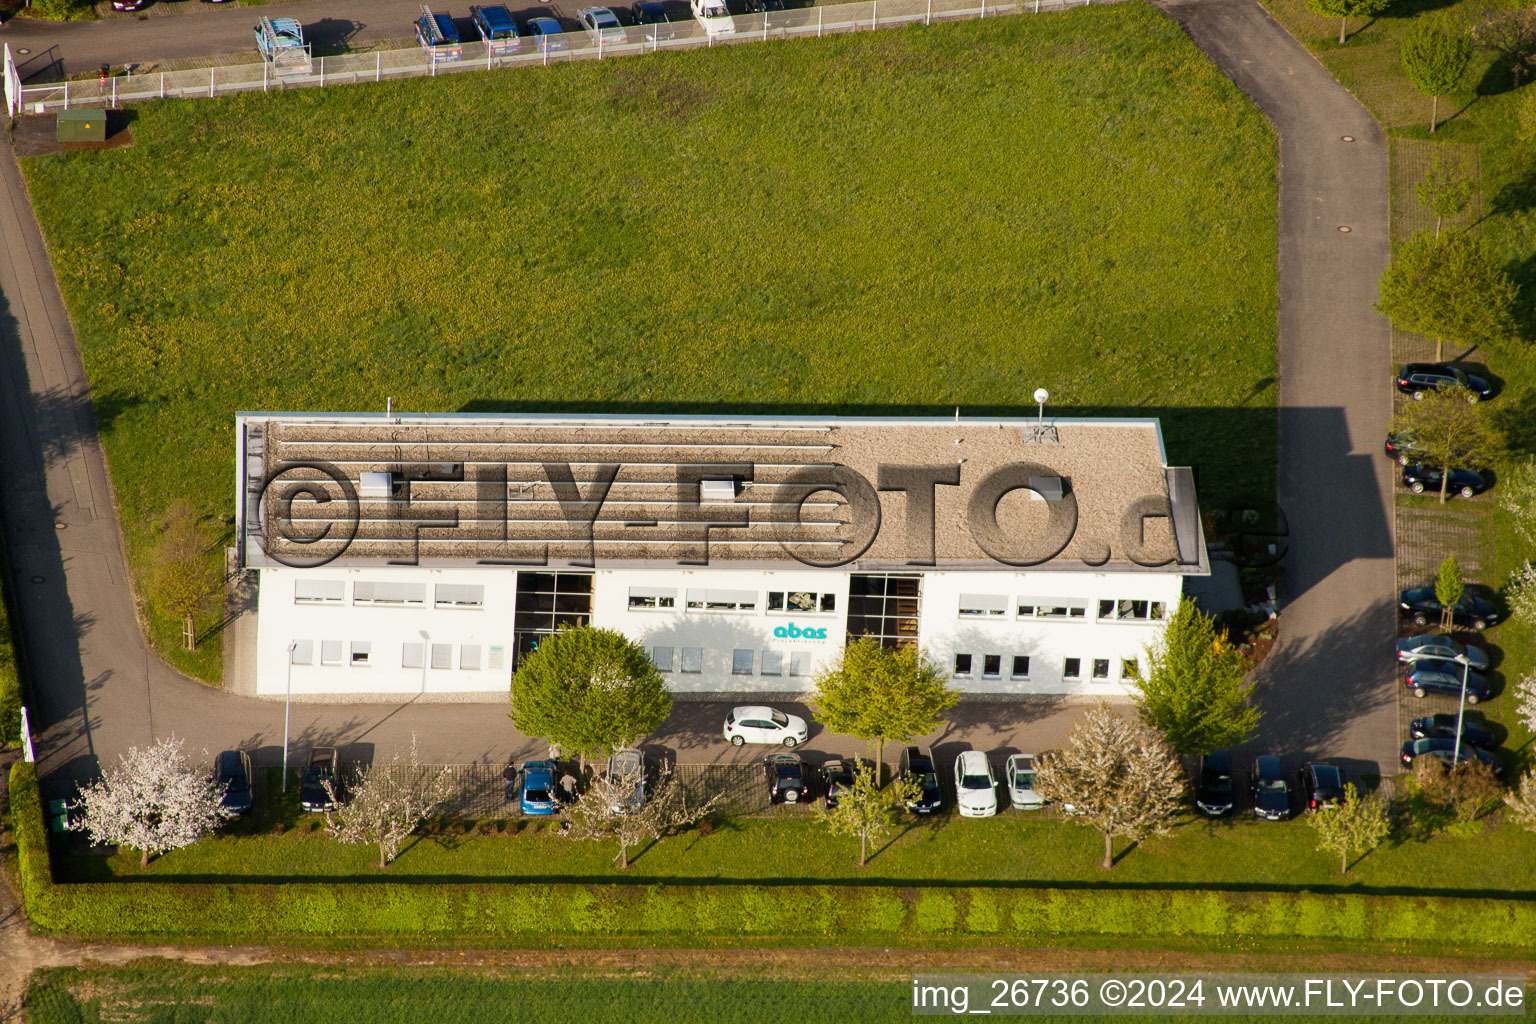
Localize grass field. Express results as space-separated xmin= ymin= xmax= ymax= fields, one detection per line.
xmin=17 ymin=7 xmax=1279 ymax=683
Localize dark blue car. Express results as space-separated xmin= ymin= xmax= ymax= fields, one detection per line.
xmin=518 ymin=760 xmax=560 ymax=816
xmin=1404 ymin=659 xmax=1489 ymax=703
xmin=1249 ymin=755 xmax=1292 ymax=821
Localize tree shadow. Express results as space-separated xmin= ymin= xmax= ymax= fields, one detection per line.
xmin=1110 ymin=837 xmax=1140 ymax=867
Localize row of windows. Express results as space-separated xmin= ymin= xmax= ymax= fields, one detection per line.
xmin=629 ymin=588 xmax=838 ymax=614
xmin=289 ymin=639 xmax=503 ymax=671
xmin=647 ymin=646 xmax=814 ymax=677
xmin=957 ymin=595 xmax=1166 ymax=623
xmin=294 ymin=581 xmax=484 ymax=609
xmin=952 ymin=653 xmax=1139 ymax=682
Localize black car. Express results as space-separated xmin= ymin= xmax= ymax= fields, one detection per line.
xmin=1396 ymin=363 xmax=1492 ymax=401
xmin=631 ymin=0 xmax=674 ymax=36
xmin=1404 ymin=658 xmax=1490 ymax=703
xmin=215 ymin=749 xmax=254 ymax=816
xmin=765 ymin=753 xmax=809 ymax=805
xmin=745 ymin=0 xmax=787 ymax=23
xmin=1384 ymin=430 xmax=1425 ymax=466
xmin=1409 ymin=713 xmax=1496 ymax=749
xmin=821 ymin=758 xmax=855 ymax=810
xmin=1299 ymin=762 xmax=1345 ymax=811
xmin=1400 ymin=737 xmax=1498 ymax=768
xmin=1194 ymin=749 xmax=1235 ymax=817
xmin=1249 ymin=755 xmax=1292 ymax=821
xmin=298 ymin=747 xmax=339 ymax=812
xmin=898 ymin=745 xmax=943 ymax=814
xmin=1402 ymin=465 xmax=1486 ymax=499
xmin=1398 ymin=587 xmax=1500 ymax=630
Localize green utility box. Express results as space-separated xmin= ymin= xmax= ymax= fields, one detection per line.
xmin=56 ymin=109 xmax=107 ymax=143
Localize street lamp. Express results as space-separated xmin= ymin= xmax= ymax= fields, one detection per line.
xmin=419 ymin=630 xmax=430 ymax=695
xmin=1452 ymin=652 xmax=1472 ymax=768
xmin=283 ymin=640 xmax=297 ymax=791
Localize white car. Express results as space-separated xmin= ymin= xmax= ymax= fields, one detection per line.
xmin=723 ymin=705 xmax=807 ymax=747
xmin=577 ymin=6 xmax=628 ymax=45
xmin=1006 ymin=753 xmax=1044 ymax=810
xmin=690 ymin=0 xmax=736 ymax=37
xmin=954 ymin=750 xmax=998 ymax=817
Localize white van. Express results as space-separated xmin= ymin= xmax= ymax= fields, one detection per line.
xmin=690 ymin=0 xmax=737 ymax=37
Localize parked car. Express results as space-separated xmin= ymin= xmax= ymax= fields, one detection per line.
xmin=764 ymin=753 xmax=809 ymax=804
xmin=631 ymin=0 xmax=675 ymax=38
xmin=415 ymin=7 xmax=464 ymax=61
xmin=1005 ymin=753 xmax=1044 ymax=810
xmin=821 ymin=758 xmax=854 ymax=810
xmin=1194 ymin=749 xmax=1236 ymax=817
xmin=1395 ymin=363 xmax=1492 ymax=401
xmin=1400 ymin=737 xmax=1498 ymax=769
xmin=954 ymin=750 xmax=998 ymax=818
xmin=1398 ymin=587 xmax=1500 ymax=631
xmin=690 ymin=0 xmax=736 ymax=36
xmin=899 ymin=745 xmax=943 ymax=814
xmin=603 ymin=747 xmax=646 ymax=812
xmin=1402 ymin=464 xmax=1487 ymax=499
xmin=470 ymin=4 xmax=522 ymax=54
xmin=1409 ymin=713 xmax=1497 ymax=749
xmin=745 ymin=0 xmax=787 ymax=25
xmin=111 ymin=0 xmax=145 ymax=10
xmin=48 ymin=798 xmax=83 ymax=834
xmin=215 ymin=749 xmax=254 ymax=817
xmin=517 ymin=759 xmax=560 ymax=815
xmin=1395 ymin=635 xmax=1489 ymax=672
xmin=299 ymin=747 xmax=339 ymax=812
xmin=578 ymin=5 xmax=628 ymax=43
xmin=524 ymin=16 xmax=570 ymax=50
xmin=1404 ymin=658 xmax=1490 ymax=703
xmin=723 ymin=705 xmax=807 ymax=747
xmin=1249 ymin=755 xmax=1292 ymax=821
xmin=1384 ymin=430 xmax=1425 ymax=466
xmin=1299 ymin=762 xmax=1345 ymax=811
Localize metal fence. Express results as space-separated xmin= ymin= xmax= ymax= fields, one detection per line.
xmin=9 ymin=0 xmax=1114 ymax=116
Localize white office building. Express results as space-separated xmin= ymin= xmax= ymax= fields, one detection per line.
xmin=236 ymin=412 xmax=1207 ymax=700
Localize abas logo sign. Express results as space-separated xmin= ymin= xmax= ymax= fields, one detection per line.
xmin=773 ymin=623 xmax=828 ymax=640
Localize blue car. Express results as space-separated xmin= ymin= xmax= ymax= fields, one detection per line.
xmin=524 ymin=17 xmax=569 ymax=51
xmin=518 ymin=759 xmax=560 ymax=816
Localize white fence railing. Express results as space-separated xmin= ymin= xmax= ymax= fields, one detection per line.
xmin=12 ymin=0 xmax=1113 ymax=114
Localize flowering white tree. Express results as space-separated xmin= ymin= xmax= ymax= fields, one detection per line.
xmin=77 ymin=736 xmax=231 ymax=867
xmin=1515 ymin=671 xmax=1536 ymax=736
xmin=1506 ymin=768 xmax=1536 ymax=832
xmin=563 ymin=760 xmax=718 ymax=869
xmin=1500 ymin=460 xmax=1536 ymax=542
xmin=323 ymin=738 xmax=453 ymax=869
xmin=1507 ymin=562 xmax=1536 ymax=629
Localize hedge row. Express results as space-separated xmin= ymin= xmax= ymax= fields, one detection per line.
xmin=0 ymin=530 xmax=23 ymax=746
xmin=11 ymin=762 xmax=1536 ymax=946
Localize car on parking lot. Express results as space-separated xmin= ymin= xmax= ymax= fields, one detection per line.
xmin=415 ymin=7 xmax=464 ymax=61
xmin=299 ymin=747 xmax=339 ymax=812
xmin=1400 ymin=737 xmax=1498 ymax=768
xmin=524 ymin=16 xmax=570 ymax=50
xmin=765 ymin=753 xmax=809 ymax=805
xmin=1249 ymin=755 xmax=1292 ymax=821
xmin=1004 ymin=753 xmax=1044 ymax=810
xmin=1395 ymin=363 xmax=1492 ymax=401
xmin=470 ymin=4 xmax=522 ymax=53
xmin=631 ymin=0 xmax=675 ymax=37
xmin=724 ymin=705 xmax=808 ymax=747
xmin=1402 ymin=465 xmax=1487 ymax=499
xmin=821 ymin=758 xmax=854 ymax=810
xmin=603 ymin=747 xmax=646 ymax=812
xmin=1195 ymin=749 xmax=1236 ymax=817
xmin=578 ymin=6 xmax=628 ymax=44
xmin=745 ymin=0 xmax=788 ymax=25
xmin=1409 ymin=713 xmax=1496 ymax=748
xmin=215 ymin=749 xmax=254 ymax=817
xmin=1395 ymin=635 xmax=1489 ymax=672
xmin=517 ymin=760 xmax=560 ymax=815
xmin=955 ymin=750 xmax=998 ymax=818
xmin=1299 ymin=762 xmax=1345 ymax=811
xmin=1404 ymin=658 xmax=1490 ymax=703
xmin=898 ymin=745 xmax=943 ymax=814
xmin=1398 ymin=587 xmax=1500 ymax=630
xmin=1384 ymin=430 xmax=1425 ymax=466
xmin=690 ymin=0 xmax=736 ymax=36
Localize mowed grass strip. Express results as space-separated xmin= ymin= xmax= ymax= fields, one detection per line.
xmin=19 ymin=7 xmax=1278 ymax=681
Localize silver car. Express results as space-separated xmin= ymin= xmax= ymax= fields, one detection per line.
xmin=603 ymin=747 xmax=646 ymax=812
xmin=1005 ymin=753 xmax=1044 ymax=809
xmin=1395 ymin=634 xmax=1489 ymax=672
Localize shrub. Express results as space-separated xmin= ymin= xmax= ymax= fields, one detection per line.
xmin=0 ymin=545 xmax=24 ymax=748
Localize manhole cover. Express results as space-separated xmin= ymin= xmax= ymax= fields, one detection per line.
xmin=1341 ymin=135 xmax=1355 ymax=142
xmin=1338 ymin=226 xmax=1353 ymax=233
xmin=54 ymin=522 xmax=67 ymax=530
xmin=31 ymin=576 xmax=44 ymax=584
xmin=18 ymin=48 xmax=30 ymax=55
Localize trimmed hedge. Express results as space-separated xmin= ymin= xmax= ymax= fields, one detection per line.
xmin=0 ymin=535 xmax=23 ymax=747
xmin=10 ymin=762 xmax=1536 ymax=946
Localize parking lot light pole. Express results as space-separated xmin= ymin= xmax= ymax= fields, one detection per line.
xmin=1453 ymin=654 xmax=1471 ymax=768
xmin=283 ymin=640 xmax=296 ymax=791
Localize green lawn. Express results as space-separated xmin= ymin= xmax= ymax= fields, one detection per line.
xmin=18 ymin=7 xmax=1279 ymax=683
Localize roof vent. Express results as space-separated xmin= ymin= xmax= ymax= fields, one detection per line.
xmin=359 ymin=471 xmax=399 ymax=499
xmin=700 ymin=476 xmax=739 ymax=503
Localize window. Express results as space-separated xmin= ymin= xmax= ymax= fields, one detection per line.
xmin=1019 ymin=599 xmax=1088 ymax=620
xmin=846 ymin=574 xmax=921 ymax=649
xmin=1097 ymin=598 xmax=1168 ymax=622
xmin=685 ymin=588 xmax=757 ymax=612
xmin=983 ymin=654 xmax=1002 ymax=678
xmin=732 ymin=649 xmax=754 ymax=675
xmin=628 ymin=587 xmax=676 ymax=610
xmin=1122 ymin=658 xmax=1139 ymax=680
xmin=1063 ymin=657 xmax=1081 ymax=679
xmin=767 ymin=591 xmax=836 ymax=614
xmin=681 ymin=647 xmax=703 ymax=673
xmin=435 ymin=584 xmax=485 ymax=609
xmin=1012 ymin=656 xmax=1031 ymax=678
xmin=761 ymin=651 xmax=783 ymax=676
xmin=958 ymin=594 xmax=1008 ymax=618
xmin=514 ymin=572 xmax=593 ymax=666
xmin=1092 ymin=659 xmax=1110 ymax=680
xmin=402 ymin=643 xmax=424 ymax=669
xmin=350 ymin=642 xmax=372 ymax=666
xmin=290 ymin=639 xmax=314 ymax=665
xmin=953 ymin=653 xmax=973 ymax=676
xmin=461 ymin=645 xmax=482 ymax=670
xmin=295 ymin=580 xmax=345 ymax=604
xmin=650 ymin=646 xmax=674 ymax=672
xmin=430 ymin=643 xmax=453 ymax=670
xmin=353 ymin=581 xmax=426 ymax=606
xmin=790 ymin=652 xmax=811 ymax=677
xmin=321 ymin=640 xmax=343 ymax=666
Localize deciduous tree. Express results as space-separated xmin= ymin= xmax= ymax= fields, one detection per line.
xmin=1309 ymin=783 xmax=1390 ymax=874
xmin=1414 ymin=754 xmax=1502 ymax=824
xmin=510 ymin=627 xmax=672 ymax=767
xmin=76 ymin=736 xmax=230 ymax=867
xmin=1507 ymin=562 xmax=1536 ymax=627
xmin=1307 ymin=0 xmax=1391 ymax=45
xmin=811 ymin=638 xmax=958 ymax=784
xmin=151 ymin=500 xmax=218 ymax=652
xmin=1416 ymin=154 xmax=1475 ymax=236
xmin=1376 ymin=231 xmax=1518 ymax=362
xmin=1506 ymin=767 xmax=1536 ymax=831
xmin=1436 ymin=555 xmax=1465 ymax=630
xmin=563 ymin=760 xmax=718 ymax=869
xmin=323 ymin=737 xmax=452 ymax=869
xmin=1512 ymin=671 xmax=1536 ymax=734
xmin=1033 ymin=703 xmax=1186 ymax=870
xmin=1401 ymin=19 xmax=1473 ymax=132
xmin=1392 ymin=391 xmax=1502 ymax=504
xmin=1472 ymin=4 xmax=1536 ymax=88
xmin=818 ymin=761 xmax=919 ymax=867
xmin=1499 ymin=459 xmax=1536 ymax=541
xmin=1132 ymin=599 xmax=1260 ymax=757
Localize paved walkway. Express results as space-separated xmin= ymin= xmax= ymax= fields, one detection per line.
xmin=1159 ymin=0 xmax=1397 ymax=774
